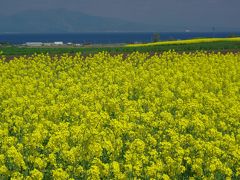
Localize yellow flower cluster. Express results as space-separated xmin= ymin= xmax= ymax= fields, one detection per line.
xmin=126 ymin=37 xmax=240 ymax=47
xmin=0 ymin=51 xmax=240 ymax=179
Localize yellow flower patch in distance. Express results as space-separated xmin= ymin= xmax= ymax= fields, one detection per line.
xmin=126 ymin=37 xmax=240 ymax=47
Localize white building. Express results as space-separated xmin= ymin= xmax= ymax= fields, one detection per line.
xmin=25 ymin=42 xmax=43 ymax=46
xmin=54 ymin=42 xmax=63 ymax=45
xmin=43 ymin=43 xmax=53 ymax=46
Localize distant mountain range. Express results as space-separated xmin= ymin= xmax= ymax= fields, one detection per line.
xmin=0 ymin=9 xmax=239 ymax=33
xmin=0 ymin=9 xmax=161 ymax=33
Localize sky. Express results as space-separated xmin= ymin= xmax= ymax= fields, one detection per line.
xmin=1 ymin=0 xmax=240 ymax=31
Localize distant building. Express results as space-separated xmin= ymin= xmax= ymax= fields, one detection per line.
xmin=43 ymin=43 xmax=52 ymax=46
xmin=26 ymin=42 xmax=43 ymax=46
xmin=54 ymin=42 xmax=63 ymax=45
xmin=133 ymin=41 xmax=141 ymax=44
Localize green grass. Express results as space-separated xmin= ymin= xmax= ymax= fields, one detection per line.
xmin=1 ymin=41 xmax=240 ymax=56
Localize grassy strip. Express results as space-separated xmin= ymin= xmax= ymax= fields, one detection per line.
xmin=1 ymin=41 xmax=240 ymax=56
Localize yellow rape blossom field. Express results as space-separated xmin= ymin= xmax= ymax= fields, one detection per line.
xmin=126 ymin=37 xmax=240 ymax=47
xmin=0 ymin=51 xmax=240 ymax=179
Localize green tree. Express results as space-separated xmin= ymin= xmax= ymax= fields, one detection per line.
xmin=152 ymin=33 xmax=160 ymax=42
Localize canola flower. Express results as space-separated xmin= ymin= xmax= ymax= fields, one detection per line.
xmin=126 ymin=37 xmax=240 ymax=47
xmin=0 ymin=51 xmax=240 ymax=179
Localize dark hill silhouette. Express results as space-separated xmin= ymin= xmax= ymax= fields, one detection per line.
xmin=0 ymin=9 xmax=159 ymax=33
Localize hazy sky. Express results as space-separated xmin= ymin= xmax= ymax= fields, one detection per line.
xmin=1 ymin=0 xmax=240 ymax=30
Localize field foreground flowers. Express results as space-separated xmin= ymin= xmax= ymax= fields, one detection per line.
xmin=0 ymin=51 xmax=240 ymax=179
